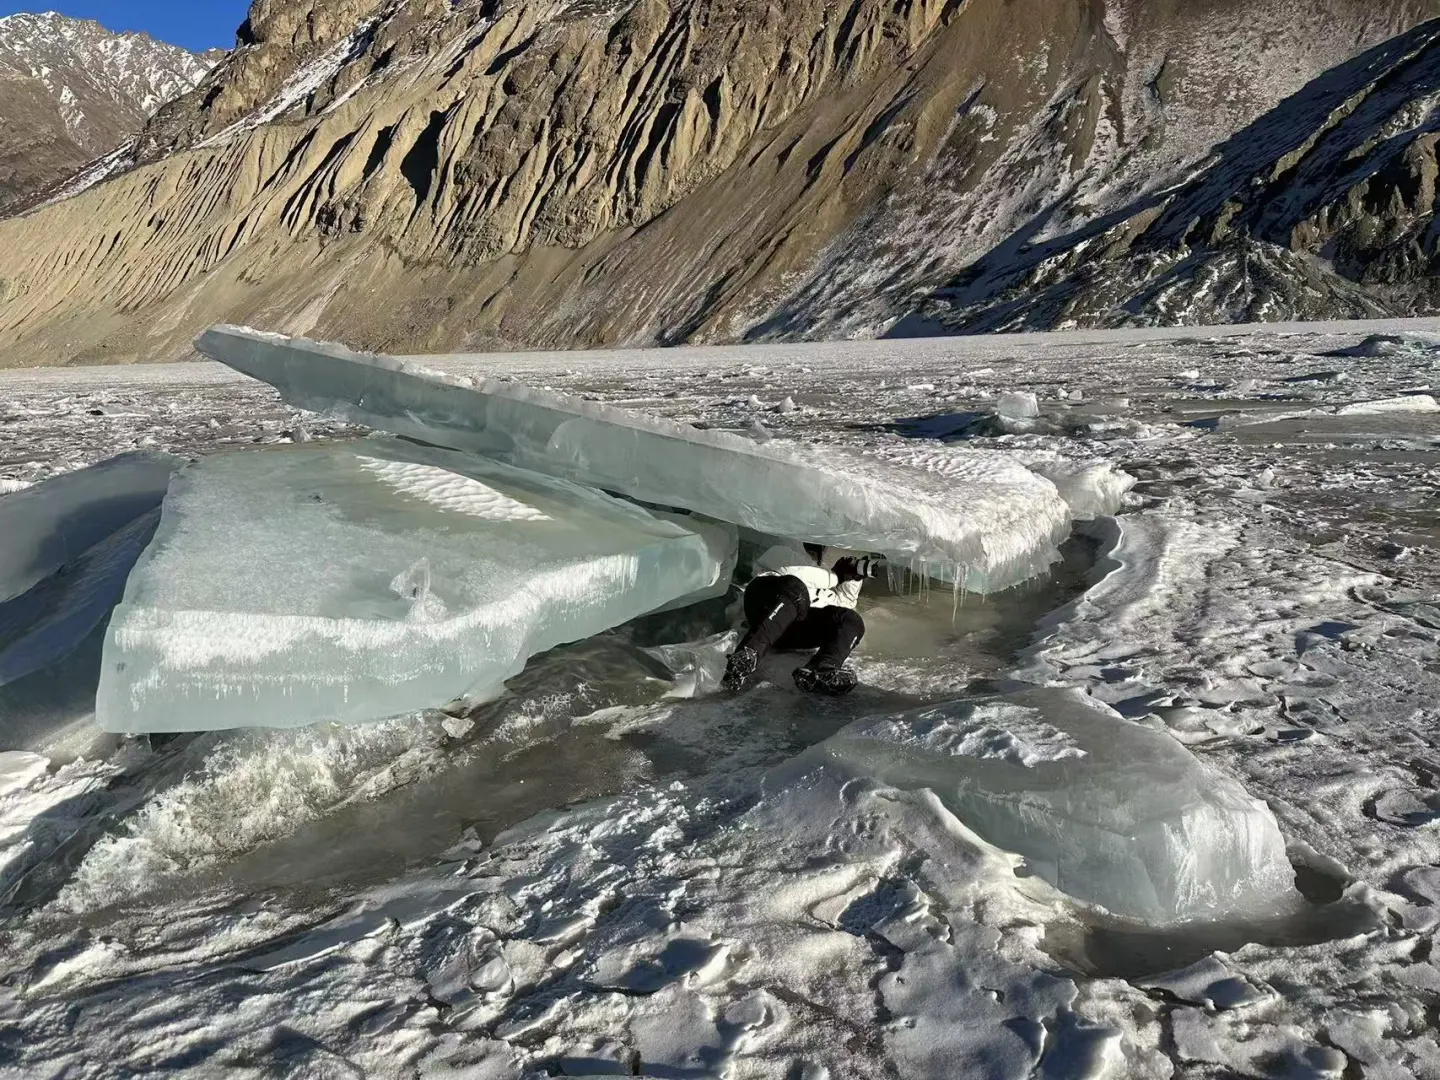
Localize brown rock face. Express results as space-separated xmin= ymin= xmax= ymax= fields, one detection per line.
xmin=910 ymin=16 xmax=1440 ymax=331
xmin=1 ymin=0 xmax=1439 ymax=366
xmin=138 ymin=0 xmax=404 ymax=160
xmin=0 ymin=73 xmax=90 ymax=212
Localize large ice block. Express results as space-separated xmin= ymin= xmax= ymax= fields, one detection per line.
xmin=808 ymin=688 xmax=1298 ymax=924
xmin=197 ymin=326 xmax=1080 ymax=592
xmin=98 ymin=439 xmax=736 ymax=733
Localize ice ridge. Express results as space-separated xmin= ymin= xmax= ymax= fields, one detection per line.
xmin=807 ymin=687 xmax=1300 ymax=924
xmin=196 ymin=326 xmax=1100 ymax=593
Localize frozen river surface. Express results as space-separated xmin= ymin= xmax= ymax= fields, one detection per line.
xmin=1 ymin=322 xmax=1438 ymax=1079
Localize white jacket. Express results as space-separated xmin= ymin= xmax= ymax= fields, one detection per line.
xmin=754 ymin=544 xmax=864 ymax=610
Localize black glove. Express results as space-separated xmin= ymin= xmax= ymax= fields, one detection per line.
xmin=833 ymin=555 xmax=883 ymax=583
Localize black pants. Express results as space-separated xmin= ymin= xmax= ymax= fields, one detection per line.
xmin=738 ymin=575 xmax=865 ymax=671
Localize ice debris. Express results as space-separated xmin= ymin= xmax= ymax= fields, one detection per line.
xmin=640 ymin=630 xmax=739 ymax=698
xmin=196 ymin=326 xmax=1116 ymax=593
xmin=1330 ymin=332 xmax=1440 ymax=357
xmin=804 ymin=687 xmax=1300 ymax=923
xmin=98 ymin=440 xmax=735 ymax=733
xmin=1137 ymin=956 xmax=1274 ymax=1010
xmin=996 ymin=391 xmax=1040 ymax=420
xmin=1335 ymin=394 xmax=1438 ymax=414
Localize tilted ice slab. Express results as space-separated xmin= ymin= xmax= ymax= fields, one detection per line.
xmin=0 ymin=453 xmax=179 ymax=698
xmin=196 ymin=326 xmax=1104 ymax=592
xmin=0 ymin=510 xmax=160 ymax=688
xmin=98 ymin=439 xmax=735 ymax=733
xmin=809 ymin=687 xmax=1298 ymax=924
xmin=0 ymin=452 xmax=179 ymax=605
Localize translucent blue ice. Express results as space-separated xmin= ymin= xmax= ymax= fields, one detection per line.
xmin=0 ymin=453 xmax=178 ymax=693
xmin=98 ymin=439 xmax=735 ymax=733
xmin=197 ymin=327 xmax=1104 ymax=593
xmin=809 ymin=687 xmax=1300 ymax=924
xmin=0 ymin=452 xmax=177 ymax=604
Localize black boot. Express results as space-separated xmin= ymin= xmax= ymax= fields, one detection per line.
xmin=793 ymin=665 xmax=858 ymax=696
xmin=721 ymin=646 xmax=759 ymax=691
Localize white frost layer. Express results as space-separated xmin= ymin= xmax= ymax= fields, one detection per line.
xmin=0 ymin=452 xmax=179 ymax=604
xmin=854 ymin=701 xmax=1086 ymax=767
xmin=1335 ymin=394 xmax=1439 ymax=414
xmin=198 ymin=326 xmax=1086 ymax=593
xmin=0 ymin=751 xmax=48 ymax=798
xmin=54 ymin=714 xmax=454 ymax=913
xmin=357 ymin=457 xmax=552 ymax=520
xmin=98 ymin=439 xmax=736 ymax=733
xmin=809 ymin=687 xmax=1299 ymax=924
xmin=1 ymin=751 xmax=115 ymax=894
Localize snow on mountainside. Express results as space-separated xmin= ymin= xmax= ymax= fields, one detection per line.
xmin=886 ymin=18 xmax=1440 ymax=335
xmin=0 ymin=11 xmax=222 ymax=213
xmin=0 ymin=11 xmax=219 ymax=119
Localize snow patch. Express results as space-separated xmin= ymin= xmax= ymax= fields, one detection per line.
xmin=42 ymin=138 xmax=137 ymax=207
xmin=848 ymin=700 xmax=1086 ymax=767
xmin=1335 ymin=394 xmax=1439 ymax=414
xmin=197 ymin=20 xmax=376 ymax=148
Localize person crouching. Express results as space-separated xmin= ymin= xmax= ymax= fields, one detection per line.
xmin=722 ymin=542 xmax=882 ymax=696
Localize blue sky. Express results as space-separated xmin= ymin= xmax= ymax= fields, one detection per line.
xmin=0 ymin=2 xmax=250 ymax=51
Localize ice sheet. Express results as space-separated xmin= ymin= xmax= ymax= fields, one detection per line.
xmin=808 ymin=687 xmax=1299 ymax=924
xmin=197 ymin=327 xmax=1083 ymax=592
xmin=4 ymin=321 xmax=1440 ymax=1077
xmin=98 ymin=439 xmax=735 ymax=733
xmin=0 ymin=452 xmax=179 ymax=604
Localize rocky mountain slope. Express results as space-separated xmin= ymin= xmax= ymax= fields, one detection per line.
xmin=898 ymin=17 xmax=1440 ymax=333
xmin=1 ymin=0 xmax=1440 ymax=366
xmin=0 ymin=11 xmax=221 ymax=214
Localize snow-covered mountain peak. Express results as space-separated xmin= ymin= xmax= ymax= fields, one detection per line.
xmin=0 ymin=9 xmax=221 ymax=127
xmin=0 ymin=9 xmax=226 ymax=213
